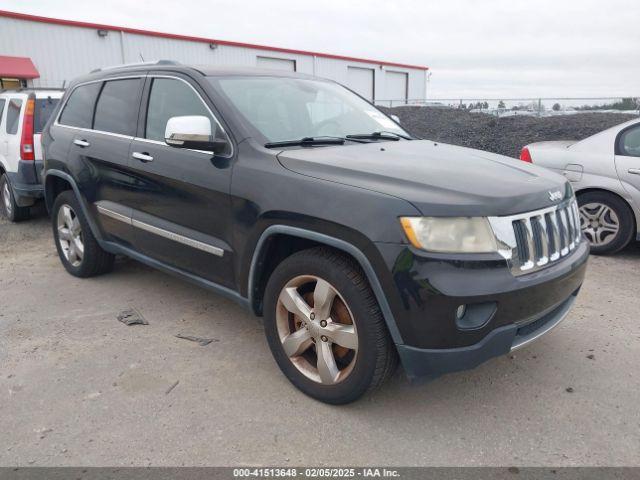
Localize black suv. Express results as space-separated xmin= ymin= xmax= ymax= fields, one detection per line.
xmin=42 ymin=61 xmax=588 ymax=404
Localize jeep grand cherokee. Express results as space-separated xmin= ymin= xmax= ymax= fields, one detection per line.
xmin=42 ymin=61 xmax=588 ymax=404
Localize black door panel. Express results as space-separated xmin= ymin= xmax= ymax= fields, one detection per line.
xmin=70 ymin=131 xmax=136 ymax=246
xmin=127 ymin=139 xmax=235 ymax=287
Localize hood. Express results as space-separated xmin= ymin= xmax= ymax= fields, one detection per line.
xmin=277 ymin=140 xmax=570 ymax=217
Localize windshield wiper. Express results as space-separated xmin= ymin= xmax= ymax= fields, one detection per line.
xmin=346 ymin=131 xmax=413 ymax=141
xmin=264 ymin=136 xmax=367 ymax=149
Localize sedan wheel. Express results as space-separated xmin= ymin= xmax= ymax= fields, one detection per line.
xmin=576 ymin=191 xmax=635 ymax=255
xmin=276 ymin=275 xmax=358 ymax=385
xmin=56 ymin=204 xmax=84 ymax=267
xmin=579 ymin=202 xmax=619 ymax=247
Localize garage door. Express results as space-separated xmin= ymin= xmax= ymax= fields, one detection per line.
xmin=347 ymin=67 xmax=375 ymax=101
xmin=386 ymin=71 xmax=408 ymax=104
xmin=256 ymin=56 xmax=296 ymax=72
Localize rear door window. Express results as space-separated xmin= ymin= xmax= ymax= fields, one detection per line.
xmin=5 ymin=98 xmax=23 ymax=135
xmin=59 ymin=82 xmax=102 ymax=129
xmin=34 ymin=97 xmax=61 ymax=133
xmin=93 ymin=78 xmax=142 ymax=136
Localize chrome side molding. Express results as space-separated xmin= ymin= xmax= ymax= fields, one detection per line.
xmin=96 ymin=204 xmax=224 ymax=257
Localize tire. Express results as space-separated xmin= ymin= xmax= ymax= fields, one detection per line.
xmin=52 ymin=190 xmax=115 ymax=277
xmin=577 ymin=190 xmax=635 ymax=255
xmin=263 ymin=247 xmax=397 ymax=404
xmin=1 ymin=174 xmax=30 ymax=222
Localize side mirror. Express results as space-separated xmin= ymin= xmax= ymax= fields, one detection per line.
xmin=165 ymin=115 xmax=228 ymax=154
xmin=390 ymin=114 xmax=401 ymax=124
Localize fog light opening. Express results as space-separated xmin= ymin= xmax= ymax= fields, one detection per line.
xmin=455 ymin=302 xmax=498 ymax=331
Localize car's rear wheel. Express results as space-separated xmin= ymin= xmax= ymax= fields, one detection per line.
xmin=263 ymin=247 xmax=397 ymax=404
xmin=52 ymin=191 xmax=115 ymax=277
xmin=577 ymin=191 xmax=635 ymax=255
xmin=0 ymin=174 xmax=30 ymax=222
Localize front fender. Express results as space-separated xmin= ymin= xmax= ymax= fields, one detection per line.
xmin=247 ymin=224 xmax=405 ymax=345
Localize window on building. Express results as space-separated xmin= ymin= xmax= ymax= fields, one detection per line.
xmin=256 ymin=57 xmax=296 ymax=72
xmin=59 ymin=82 xmax=102 ymax=129
xmin=93 ymin=78 xmax=142 ymax=136
xmin=0 ymin=78 xmax=24 ymax=89
xmin=5 ymin=98 xmax=23 ymax=135
xmin=0 ymin=99 xmax=6 ymax=126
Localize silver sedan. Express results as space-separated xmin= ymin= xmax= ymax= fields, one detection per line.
xmin=520 ymin=118 xmax=640 ymax=254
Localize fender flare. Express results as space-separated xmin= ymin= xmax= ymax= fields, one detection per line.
xmin=44 ymin=169 xmax=106 ymax=245
xmin=248 ymin=225 xmax=404 ymax=345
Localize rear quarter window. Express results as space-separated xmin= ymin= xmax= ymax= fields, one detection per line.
xmin=59 ymin=82 xmax=102 ymax=129
xmin=5 ymin=98 xmax=23 ymax=135
xmin=34 ymin=97 xmax=61 ymax=133
xmin=619 ymin=125 xmax=640 ymax=157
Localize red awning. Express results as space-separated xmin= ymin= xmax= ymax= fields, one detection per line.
xmin=0 ymin=55 xmax=39 ymax=79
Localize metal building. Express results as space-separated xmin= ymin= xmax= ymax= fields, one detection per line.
xmin=0 ymin=10 xmax=428 ymax=104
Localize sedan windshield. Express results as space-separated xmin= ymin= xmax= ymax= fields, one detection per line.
xmin=209 ymin=76 xmax=410 ymax=144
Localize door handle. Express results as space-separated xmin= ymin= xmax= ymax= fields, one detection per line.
xmin=132 ymin=152 xmax=154 ymax=163
xmin=629 ymin=168 xmax=640 ymax=175
xmin=73 ymin=139 xmax=90 ymax=148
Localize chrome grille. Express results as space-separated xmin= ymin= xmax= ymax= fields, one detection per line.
xmin=488 ymin=199 xmax=582 ymax=276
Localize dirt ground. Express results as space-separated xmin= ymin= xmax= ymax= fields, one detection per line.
xmin=1 ymin=211 xmax=639 ymax=467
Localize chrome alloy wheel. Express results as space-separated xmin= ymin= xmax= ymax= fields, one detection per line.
xmin=276 ymin=275 xmax=358 ymax=385
xmin=579 ymin=202 xmax=620 ymax=247
xmin=57 ymin=204 xmax=84 ymax=267
xmin=2 ymin=181 xmax=12 ymax=217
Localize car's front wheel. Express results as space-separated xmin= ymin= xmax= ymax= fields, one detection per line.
xmin=577 ymin=191 xmax=635 ymax=255
xmin=263 ymin=247 xmax=397 ymax=404
xmin=52 ymin=191 xmax=115 ymax=277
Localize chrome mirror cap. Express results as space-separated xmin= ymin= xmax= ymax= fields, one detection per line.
xmin=165 ymin=115 xmax=212 ymax=146
xmin=164 ymin=115 xmax=229 ymax=154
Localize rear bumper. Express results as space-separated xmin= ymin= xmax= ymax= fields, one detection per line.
xmin=397 ymin=290 xmax=578 ymax=380
xmin=6 ymin=160 xmax=44 ymax=206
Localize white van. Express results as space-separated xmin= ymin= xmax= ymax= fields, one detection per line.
xmin=0 ymin=89 xmax=63 ymax=221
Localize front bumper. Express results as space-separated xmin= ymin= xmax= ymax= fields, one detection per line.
xmin=373 ymin=238 xmax=589 ymax=379
xmin=397 ymin=289 xmax=578 ymax=380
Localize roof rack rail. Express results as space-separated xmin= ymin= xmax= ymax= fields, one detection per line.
xmin=90 ymin=60 xmax=181 ymax=74
xmin=0 ymin=87 xmax=66 ymax=93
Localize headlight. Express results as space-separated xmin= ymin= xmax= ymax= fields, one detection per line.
xmin=400 ymin=217 xmax=498 ymax=253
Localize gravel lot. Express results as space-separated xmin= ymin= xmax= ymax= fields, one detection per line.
xmin=1 ymin=211 xmax=639 ymax=467
xmin=381 ymin=107 xmax=637 ymax=158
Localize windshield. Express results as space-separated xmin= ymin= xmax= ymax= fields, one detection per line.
xmin=209 ymin=76 xmax=409 ymax=144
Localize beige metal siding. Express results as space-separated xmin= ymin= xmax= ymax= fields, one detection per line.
xmin=0 ymin=15 xmax=427 ymax=103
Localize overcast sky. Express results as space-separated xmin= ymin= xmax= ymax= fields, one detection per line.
xmin=2 ymin=0 xmax=639 ymax=99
